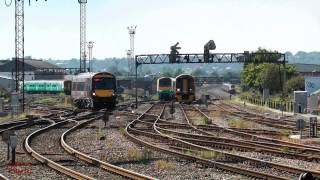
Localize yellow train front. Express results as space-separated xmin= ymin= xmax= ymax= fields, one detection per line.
xmin=71 ymin=72 xmax=117 ymax=109
xmin=175 ymin=74 xmax=195 ymax=103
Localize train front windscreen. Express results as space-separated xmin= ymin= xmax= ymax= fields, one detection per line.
xmin=93 ymin=78 xmax=115 ymax=90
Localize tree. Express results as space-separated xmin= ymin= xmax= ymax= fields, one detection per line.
xmin=287 ymin=75 xmax=305 ymax=93
xmin=241 ymin=48 xmax=297 ymax=93
xmin=191 ymin=68 xmax=207 ymax=77
xmin=174 ymin=68 xmax=184 ymax=77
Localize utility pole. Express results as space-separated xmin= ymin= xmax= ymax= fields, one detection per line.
xmin=127 ymin=26 xmax=137 ymax=77
xmin=87 ymin=41 xmax=94 ymax=72
xmin=79 ymin=0 xmax=87 ymax=73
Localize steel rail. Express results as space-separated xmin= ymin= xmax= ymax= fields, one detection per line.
xmin=24 ymin=120 xmax=94 ymax=180
xmin=126 ymin=103 xmax=288 ymax=179
xmin=178 ymin=105 xmax=320 ymax=177
xmin=195 ymin=105 xmax=320 ymax=152
xmin=61 ymin=115 xmax=155 ymax=180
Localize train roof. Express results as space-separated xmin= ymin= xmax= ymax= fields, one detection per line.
xmin=175 ymin=74 xmax=194 ymax=79
xmin=72 ymin=72 xmax=115 ymax=81
xmin=24 ymin=80 xmax=64 ymax=83
xmin=158 ymin=77 xmax=175 ymax=81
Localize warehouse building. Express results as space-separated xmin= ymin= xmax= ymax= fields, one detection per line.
xmin=293 ymin=63 xmax=320 ymax=77
xmin=0 ymin=57 xmax=64 ymax=80
xmin=0 ymin=75 xmax=13 ymax=91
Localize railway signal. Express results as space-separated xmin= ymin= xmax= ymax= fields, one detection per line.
xmin=296 ymin=119 xmax=305 ymax=138
xmin=9 ymin=135 xmax=17 ymax=165
xmin=169 ymin=42 xmax=181 ymax=63
xmin=310 ymin=117 xmax=317 ymax=138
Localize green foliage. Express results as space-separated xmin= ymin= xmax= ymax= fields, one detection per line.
xmin=161 ymin=68 xmax=185 ymax=77
xmin=222 ymin=71 xmax=240 ymax=81
xmin=191 ymin=68 xmax=207 ymax=76
xmin=287 ymin=75 xmax=305 ymax=93
xmin=241 ymin=48 xmax=297 ymax=93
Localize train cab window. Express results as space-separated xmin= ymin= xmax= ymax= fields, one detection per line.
xmin=93 ymin=78 xmax=114 ymax=89
xmin=159 ymin=79 xmax=171 ymax=87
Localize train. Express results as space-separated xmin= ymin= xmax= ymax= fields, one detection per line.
xmin=71 ymin=72 xmax=117 ymax=109
xmin=175 ymin=74 xmax=196 ymax=103
xmin=156 ymin=74 xmax=196 ymax=103
xmin=23 ymin=80 xmax=65 ymax=94
xmin=157 ymin=77 xmax=175 ymax=101
xmin=222 ymin=83 xmax=236 ymax=95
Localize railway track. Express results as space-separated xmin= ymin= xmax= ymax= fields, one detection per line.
xmin=61 ymin=114 xmax=154 ymax=180
xmin=173 ymin=104 xmax=320 ymax=178
xmin=202 ymin=103 xmax=320 ymax=152
xmin=125 ymin=102 xmax=298 ymax=179
xmin=192 ymin=104 xmax=320 ymax=153
xmin=24 ymin=107 xmax=154 ymax=180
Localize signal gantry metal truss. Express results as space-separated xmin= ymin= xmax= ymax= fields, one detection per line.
xmin=134 ymin=49 xmax=287 ymax=108
xmin=135 ymin=52 xmax=286 ymax=66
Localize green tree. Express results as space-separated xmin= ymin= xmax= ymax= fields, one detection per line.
xmin=191 ymin=68 xmax=207 ymax=77
xmin=241 ymin=48 xmax=297 ymax=93
xmin=287 ymin=75 xmax=305 ymax=93
xmin=174 ymin=68 xmax=184 ymax=77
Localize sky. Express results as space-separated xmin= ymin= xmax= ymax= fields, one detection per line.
xmin=0 ymin=0 xmax=320 ymax=60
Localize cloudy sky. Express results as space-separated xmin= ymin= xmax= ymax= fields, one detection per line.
xmin=0 ymin=0 xmax=319 ymax=59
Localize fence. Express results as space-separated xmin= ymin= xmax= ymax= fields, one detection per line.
xmin=240 ymin=96 xmax=294 ymax=113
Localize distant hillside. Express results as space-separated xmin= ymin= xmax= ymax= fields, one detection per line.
xmin=286 ymin=51 xmax=320 ymax=64
xmin=45 ymin=51 xmax=320 ymax=75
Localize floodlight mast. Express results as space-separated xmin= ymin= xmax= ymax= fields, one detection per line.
xmin=87 ymin=41 xmax=94 ymax=72
xmin=79 ymin=0 xmax=87 ymax=73
xmin=127 ymin=26 xmax=137 ymax=76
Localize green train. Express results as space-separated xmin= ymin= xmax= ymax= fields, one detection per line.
xmin=156 ymin=77 xmax=175 ymax=101
xmin=23 ymin=80 xmax=65 ymax=94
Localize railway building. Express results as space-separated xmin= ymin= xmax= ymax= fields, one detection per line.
xmin=0 ymin=75 xmax=13 ymax=91
xmin=294 ymin=63 xmax=320 ymax=77
xmin=0 ymin=57 xmax=64 ymax=80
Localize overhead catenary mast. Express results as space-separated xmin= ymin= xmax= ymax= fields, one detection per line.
xmin=79 ymin=0 xmax=87 ymax=73
xmin=127 ymin=26 xmax=137 ymax=77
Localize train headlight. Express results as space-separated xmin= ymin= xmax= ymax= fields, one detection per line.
xmin=92 ymin=92 xmax=96 ymax=96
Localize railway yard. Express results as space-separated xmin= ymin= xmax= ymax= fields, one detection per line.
xmin=0 ymin=85 xmax=319 ymax=180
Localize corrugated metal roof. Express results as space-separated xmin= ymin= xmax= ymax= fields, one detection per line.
xmin=293 ymin=63 xmax=320 ymax=72
xmin=0 ymin=59 xmax=60 ymax=69
xmin=0 ymin=75 xmax=12 ymax=80
xmin=24 ymin=59 xmax=60 ymax=69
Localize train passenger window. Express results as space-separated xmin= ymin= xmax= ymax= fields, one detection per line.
xmin=77 ymin=82 xmax=85 ymax=91
xmin=72 ymin=82 xmax=77 ymax=91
